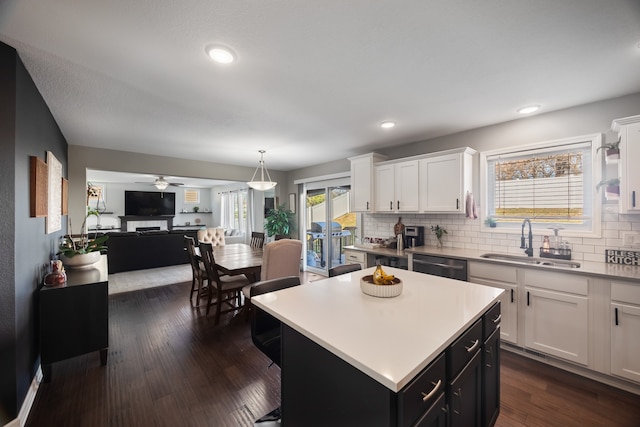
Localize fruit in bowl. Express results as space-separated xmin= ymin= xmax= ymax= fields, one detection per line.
xmin=373 ymin=264 xmax=396 ymax=285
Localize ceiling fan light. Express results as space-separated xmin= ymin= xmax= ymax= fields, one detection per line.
xmin=247 ymin=150 xmax=277 ymax=191
xmin=154 ymin=178 xmax=169 ymax=190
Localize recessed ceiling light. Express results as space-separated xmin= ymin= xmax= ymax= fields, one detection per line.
xmin=380 ymin=121 xmax=396 ymax=129
xmin=205 ymin=45 xmax=236 ymax=64
xmin=517 ymin=105 xmax=541 ymax=114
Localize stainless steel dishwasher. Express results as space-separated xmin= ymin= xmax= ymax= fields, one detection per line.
xmin=412 ymin=254 xmax=468 ymax=281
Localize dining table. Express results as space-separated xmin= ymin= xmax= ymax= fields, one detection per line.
xmin=200 ymin=243 xmax=263 ymax=282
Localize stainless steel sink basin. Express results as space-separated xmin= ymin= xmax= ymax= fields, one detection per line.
xmin=480 ymin=253 xmax=581 ymax=269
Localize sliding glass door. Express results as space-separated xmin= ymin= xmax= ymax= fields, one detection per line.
xmin=304 ymin=179 xmax=356 ymax=276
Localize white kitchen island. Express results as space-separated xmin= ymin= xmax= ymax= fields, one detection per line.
xmin=252 ymin=266 xmax=504 ymax=427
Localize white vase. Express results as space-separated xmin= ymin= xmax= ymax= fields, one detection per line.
xmin=60 ymin=251 xmax=101 ymax=269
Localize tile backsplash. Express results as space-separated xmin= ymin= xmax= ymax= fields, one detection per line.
xmin=362 ymin=204 xmax=640 ymax=263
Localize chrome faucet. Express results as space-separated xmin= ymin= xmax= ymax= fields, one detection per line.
xmin=520 ymin=219 xmax=534 ymax=257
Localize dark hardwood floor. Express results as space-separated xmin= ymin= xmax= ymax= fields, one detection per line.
xmin=27 ymin=279 xmax=640 ymax=427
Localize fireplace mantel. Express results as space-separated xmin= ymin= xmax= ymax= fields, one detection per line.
xmin=118 ymin=215 xmax=175 ymax=231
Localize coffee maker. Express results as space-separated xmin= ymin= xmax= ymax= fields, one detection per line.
xmin=404 ymin=226 xmax=424 ymax=248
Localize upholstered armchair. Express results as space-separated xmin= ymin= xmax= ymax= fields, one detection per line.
xmin=197 ymin=228 xmax=226 ymax=246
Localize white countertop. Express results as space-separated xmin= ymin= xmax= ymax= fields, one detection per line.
xmin=251 ymin=266 xmax=503 ymax=392
xmin=345 ymin=245 xmax=640 ymax=282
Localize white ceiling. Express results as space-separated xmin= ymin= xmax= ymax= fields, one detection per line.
xmin=1 ymin=0 xmax=639 ymax=173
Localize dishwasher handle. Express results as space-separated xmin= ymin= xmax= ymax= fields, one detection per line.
xmin=413 ymin=259 xmax=466 ymax=270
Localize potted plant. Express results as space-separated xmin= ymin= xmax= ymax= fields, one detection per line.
xmin=431 ymin=225 xmax=447 ymax=248
xmin=193 ymin=206 xmax=200 ymax=213
xmin=485 ymin=217 xmax=497 ymax=228
xmin=597 ymin=140 xmax=621 ymax=163
xmin=264 ymin=204 xmax=296 ymax=238
xmin=58 ymin=207 xmax=109 ymax=268
xmin=596 ymin=178 xmax=620 ymax=201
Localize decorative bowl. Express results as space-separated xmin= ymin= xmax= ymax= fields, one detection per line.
xmin=360 ymin=275 xmax=403 ymax=298
xmin=60 ymin=251 xmax=101 ymax=269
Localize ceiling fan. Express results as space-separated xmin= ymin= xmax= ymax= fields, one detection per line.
xmin=135 ymin=176 xmax=184 ymax=191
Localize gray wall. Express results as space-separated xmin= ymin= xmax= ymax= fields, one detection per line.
xmin=0 ymin=42 xmax=68 ymax=423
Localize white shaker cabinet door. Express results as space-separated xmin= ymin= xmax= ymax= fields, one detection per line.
xmin=611 ymin=303 xmax=640 ymax=383
xmin=524 ymin=287 xmax=589 ymax=365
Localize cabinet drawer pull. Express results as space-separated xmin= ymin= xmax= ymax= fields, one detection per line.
xmin=615 ymin=307 xmax=619 ymax=326
xmin=492 ymin=314 xmax=501 ymax=324
xmin=397 ymin=200 xmax=400 ymax=210
xmin=465 ymin=339 xmax=479 ymax=353
xmin=421 ymin=379 xmax=442 ymax=402
xmin=456 ymin=198 xmax=459 ymax=210
xmin=511 ymin=288 xmax=514 ymax=303
xmin=633 ymin=191 xmax=636 ymax=208
xmin=390 ymin=201 xmax=393 ymax=210
xmin=366 ymin=201 xmax=369 ymax=210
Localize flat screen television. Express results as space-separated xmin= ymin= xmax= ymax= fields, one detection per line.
xmin=125 ymin=191 xmax=175 ymax=216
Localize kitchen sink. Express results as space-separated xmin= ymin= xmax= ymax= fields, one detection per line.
xmin=480 ymin=253 xmax=581 ymax=269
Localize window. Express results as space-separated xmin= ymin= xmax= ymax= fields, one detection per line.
xmin=184 ymin=189 xmax=200 ymax=204
xmin=220 ymin=189 xmax=248 ymax=232
xmin=480 ymin=134 xmax=602 ymax=236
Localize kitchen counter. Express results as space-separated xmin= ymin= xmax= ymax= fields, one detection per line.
xmin=346 ymin=244 xmax=409 ymax=259
xmin=345 ymin=245 xmax=640 ymax=281
xmin=252 ymin=266 xmax=503 ymax=392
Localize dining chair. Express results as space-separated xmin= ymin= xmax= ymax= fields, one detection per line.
xmin=197 ymin=228 xmax=226 ymax=246
xmin=198 ymin=242 xmax=250 ymax=324
xmin=250 ymin=231 xmax=265 ymax=248
xmin=328 ymin=263 xmax=362 ymax=277
xmin=250 ymin=275 xmax=302 ymax=422
xmin=184 ymin=236 xmax=208 ymax=306
xmin=242 ymin=239 xmax=303 ymax=304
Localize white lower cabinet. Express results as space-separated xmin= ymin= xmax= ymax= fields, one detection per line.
xmin=523 ymin=269 xmax=589 ymax=366
xmin=468 ymin=262 xmax=517 ymax=344
xmin=610 ymin=281 xmax=640 ymax=383
xmin=472 ymin=260 xmax=640 ymax=391
xmin=344 ymin=250 xmax=366 ymax=269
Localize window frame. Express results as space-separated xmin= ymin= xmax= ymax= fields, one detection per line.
xmin=479 ymin=133 xmax=602 ymax=238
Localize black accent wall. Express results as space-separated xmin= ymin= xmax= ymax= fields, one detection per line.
xmin=0 ymin=41 xmax=68 ymax=424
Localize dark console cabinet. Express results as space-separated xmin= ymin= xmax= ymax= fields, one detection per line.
xmin=39 ymin=255 xmax=109 ymax=382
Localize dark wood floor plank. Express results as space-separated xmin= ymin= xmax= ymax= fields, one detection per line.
xmin=27 ymin=279 xmax=640 ymax=427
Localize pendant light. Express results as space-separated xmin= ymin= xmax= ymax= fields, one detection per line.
xmin=247 ymin=150 xmax=277 ymax=191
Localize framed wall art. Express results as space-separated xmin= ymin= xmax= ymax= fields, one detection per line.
xmin=46 ymin=151 xmax=62 ymax=234
xmin=289 ymin=193 xmax=296 ymax=214
xmin=30 ymin=156 xmax=48 ymax=217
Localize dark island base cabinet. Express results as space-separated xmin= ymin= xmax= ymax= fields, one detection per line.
xmin=280 ymin=302 xmax=500 ymax=427
xmin=39 ymin=257 xmax=109 ymax=382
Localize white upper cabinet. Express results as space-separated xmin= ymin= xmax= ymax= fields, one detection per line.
xmin=374 ymin=160 xmax=419 ymax=213
xmin=349 ymin=153 xmax=387 ymax=212
xmin=350 ymin=148 xmax=474 ymax=214
xmin=419 ymin=148 xmax=476 ymax=213
xmin=612 ymin=115 xmax=640 ymax=214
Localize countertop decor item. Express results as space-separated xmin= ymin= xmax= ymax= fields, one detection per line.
xmin=43 ymin=259 xmax=67 ymax=287
xmin=60 ymin=251 xmax=101 ymax=269
xmin=431 ymin=225 xmax=448 ymax=248
xmin=58 ymin=206 xmax=108 ymax=268
xmin=360 ymin=274 xmax=403 ymax=298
